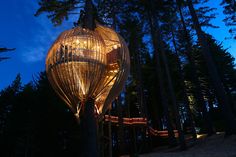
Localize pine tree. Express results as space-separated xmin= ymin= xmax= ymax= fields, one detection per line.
xmin=221 ymin=0 xmax=236 ymax=39
xmin=0 ymin=74 xmax=22 ymax=156
xmin=186 ymin=0 xmax=236 ymax=134
xmin=144 ymin=0 xmax=177 ymax=147
xmin=176 ymin=0 xmax=215 ymax=136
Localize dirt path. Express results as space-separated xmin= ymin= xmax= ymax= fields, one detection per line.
xmin=140 ymin=133 xmax=236 ymax=157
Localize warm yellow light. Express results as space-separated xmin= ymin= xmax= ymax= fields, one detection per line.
xmin=197 ymin=134 xmax=207 ymax=139
xmin=113 ymin=45 xmax=118 ymax=49
xmin=46 ymin=24 xmax=130 ymax=118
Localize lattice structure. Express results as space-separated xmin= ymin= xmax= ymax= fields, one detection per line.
xmin=46 ymin=24 xmax=130 ymax=118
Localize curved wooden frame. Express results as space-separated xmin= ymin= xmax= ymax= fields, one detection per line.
xmin=46 ymin=24 xmax=130 ymax=118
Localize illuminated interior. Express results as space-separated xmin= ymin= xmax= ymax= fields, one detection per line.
xmin=46 ymin=24 xmax=130 ymax=118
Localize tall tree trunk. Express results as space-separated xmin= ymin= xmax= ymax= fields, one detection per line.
xmin=80 ymin=1 xmax=99 ymax=157
xmin=186 ymin=0 xmax=236 ymax=135
xmin=136 ymin=53 xmax=146 ymax=117
xmin=108 ymin=109 xmax=112 ymax=157
xmin=171 ymin=27 xmax=197 ymax=139
xmin=155 ymin=21 xmax=186 ymax=149
xmin=206 ymin=89 xmax=215 ymax=119
xmin=80 ymin=98 xmax=99 ymax=157
xmin=131 ymin=22 xmax=149 ymax=152
xmin=98 ymin=121 xmax=104 ymax=157
xmin=132 ymin=32 xmax=147 ymax=118
xmin=117 ymin=97 xmax=125 ymax=155
xmin=223 ymin=83 xmax=236 ymax=116
xmin=147 ymin=5 xmax=177 ymax=147
xmin=83 ymin=0 xmax=95 ymax=30
xmin=148 ymin=0 xmax=186 ymax=149
xmin=111 ymin=0 xmax=117 ymax=30
xmin=110 ymin=8 xmax=126 ymax=155
xmin=177 ymin=1 xmax=215 ymax=136
xmin=130 ymin=126 xmax=138 ymax=156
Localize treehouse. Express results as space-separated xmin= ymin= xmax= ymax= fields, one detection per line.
xmin=46 ymin=24 xmax=130 ymax=118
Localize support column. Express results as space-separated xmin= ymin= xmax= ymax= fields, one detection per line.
xmin=80 ymin=98 xmax=99 ymax=157
xmin=108 ymin=109 xmax=113 ymax=157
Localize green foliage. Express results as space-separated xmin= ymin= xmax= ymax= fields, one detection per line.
xmin=35 ymin=0 xmax=83 ymax=26
xmin=18 ymin=0 xmax=236 ymax=153
xmin=221 ymin=0 xmax=236 ymax=39
xmin=0 ymin=72 xmax=80 ymax=156
xmin=182 ymin=33 xmax=236 ymax=130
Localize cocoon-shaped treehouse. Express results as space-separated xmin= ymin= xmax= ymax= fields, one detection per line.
xmin=46 ymin=24 xmax=130 ymax=118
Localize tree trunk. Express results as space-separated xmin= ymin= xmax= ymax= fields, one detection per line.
xmin=108 ymin=109 xmax=112 ymax=157
xmin=130 ymin=126 xmax=138 ymax=156
xmin=148 ymin=0 xmax=186 ymax=149
xmin=117 ymin=97 xmax=125 ymax=155
xmin=133 ymin=30 xmax=147 ymax=118
xmin=187 ymin=0 xmax=236 ymax=135
xmin=79 ymin=1 xmax=99 ymax=157
xmin=155 ymin=22 xmax=186 ymax=149
xmin=80 ymin=98 xmax=99 ymax=157
xmin=177 ymin=1 xmax=215 ymax=136
xmin=224 ymin=83 xmax=236 ymax=116
xmin=206 ymin=90 xmax=214 ymax=118
xmin=98 ymin=121 xmax=104 ymax=157
xmin=147 ymin=5 xmax=177 ymax=146
xmin=83 ymin=0 xmax=95 ymax=30
xmin=132 ymin=20 xmax=149 ymax=151
xmin=136 ymin=54 xmax=146 ymax=118
xmin=171 ymin=27 xmax=197 ymax=140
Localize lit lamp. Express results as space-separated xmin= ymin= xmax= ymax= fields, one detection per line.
xmin=46 ymin=23 xmax=130 ymax=156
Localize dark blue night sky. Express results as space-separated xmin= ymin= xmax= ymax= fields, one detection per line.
xmin=0 ymin=0 xmax=235 ymax=90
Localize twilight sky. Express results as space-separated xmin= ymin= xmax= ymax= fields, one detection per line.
xmin=0 ymin=0 xmax=235 ymax=90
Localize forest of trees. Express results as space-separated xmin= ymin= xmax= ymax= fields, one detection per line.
xmin=0 ymin=0 xmax=236 ymax=156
